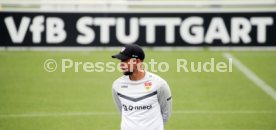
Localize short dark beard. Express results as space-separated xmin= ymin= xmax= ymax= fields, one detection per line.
xmin=123 ymin=71 xmax=133 ymax=76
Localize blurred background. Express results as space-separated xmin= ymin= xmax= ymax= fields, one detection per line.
xmin=0 ymin=0 xmax=276 ymax=130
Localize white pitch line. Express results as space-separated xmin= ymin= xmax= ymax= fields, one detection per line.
xmin=223 ymin=53 xmax=276 ymax=101
xmin=1 ymin=110 xmax=276 ymax=118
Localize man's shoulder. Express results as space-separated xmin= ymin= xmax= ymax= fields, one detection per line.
xmin=112 ymin=75 xmax=126 ymax=89
xmin=147 ymin=71 xmax=167 ymax=84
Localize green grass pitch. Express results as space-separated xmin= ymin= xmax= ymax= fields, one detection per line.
xmin=0 ymin=50 xmax=276 ymax=130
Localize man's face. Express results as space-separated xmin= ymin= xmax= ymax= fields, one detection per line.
xmin=120 ymin=58 xmax=138 ymax=75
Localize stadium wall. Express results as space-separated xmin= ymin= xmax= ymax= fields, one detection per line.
xmin=0 ymin=11 xmax=276 ymax=48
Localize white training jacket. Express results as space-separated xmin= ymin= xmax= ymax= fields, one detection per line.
xmin=112 ymin=71 xmax=172 ymax=130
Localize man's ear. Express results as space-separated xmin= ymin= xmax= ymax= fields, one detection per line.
xmin=136 ymin=59 xmax=142 ymax=63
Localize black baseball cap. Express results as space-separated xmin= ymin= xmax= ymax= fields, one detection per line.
xmin=112 ymin=44 xmax=145 ymax=61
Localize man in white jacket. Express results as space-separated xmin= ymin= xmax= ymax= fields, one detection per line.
xmin=111 ymin=44 xmax=172 ymax=130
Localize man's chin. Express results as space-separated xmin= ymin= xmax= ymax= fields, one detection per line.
xmin=123 ymin=71 xmax=133 ymax=75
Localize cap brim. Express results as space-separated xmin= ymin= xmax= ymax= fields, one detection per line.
xmin=111 ymin=53 xmax=130 ymax=60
